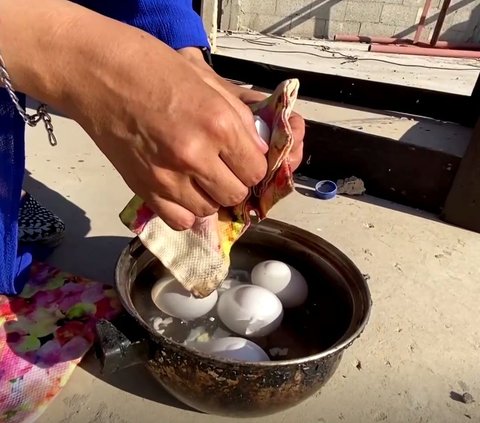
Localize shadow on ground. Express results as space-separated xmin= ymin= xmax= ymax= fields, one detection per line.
xmin=22 ymin=171 xmax=195 ymax=411
xmin=80 ymin=350 xmax=197 ymax=412
xmin=23 ymin=171 xmax=131 ymax=284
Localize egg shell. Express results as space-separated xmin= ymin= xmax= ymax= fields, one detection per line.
xmin=251 ymin=260 xmax=308 ymax=308
xmin=151 ymin=278 xmax=218 ymax=321
xmin=217 ymin=285 xmax=283 ymax=337
xmin=216 ymin=278 xmax=245 ymax=296
xmin=254 ymin=115 xmax=271 ymax=144
xmin=192 ymin=337 xmax=270 ymax=362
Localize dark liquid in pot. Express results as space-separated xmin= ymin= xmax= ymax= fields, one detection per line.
xmin=131 ymin=241 xmax=353 ymax=361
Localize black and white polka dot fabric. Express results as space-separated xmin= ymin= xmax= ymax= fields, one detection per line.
xmin=18 ymin=193 xmax=65 ymax=247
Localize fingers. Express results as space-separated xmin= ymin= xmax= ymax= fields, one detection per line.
xmin=220 ymin=90 xmax=269 ymax=154
xmin=147 ymin=195 xmax=196 ymax=231
xmin=216 ymin=110 xmax=268 ymax=188
xmin=146 ymin=170 xmax=220 ymax=219
xmin=199 ymin=72 xmax=269 ymax=154
xmin=175 ymin=178 xmax=220 ymax=217
xmin=194 ymin=158 xmax=250 ymax=207
xmin=165 ymin=130 xmax=251 ymax=209
xmin=235 ymin=102 xmax=269 ymax=154
xmin=289 ymin=112 xmax=305 ymax=172
xmin=173 ymin=66 xmax=269 ymax=189
xmin=289 ymin=112 xmax=305 ymax=143
xmin=219 ymin=142 xmax=267 ymax=190
xmin=289 ymin=141 xmax=304 ymax=172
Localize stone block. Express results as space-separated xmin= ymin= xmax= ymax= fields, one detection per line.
xmin=381 ymin=3 xmax=419 ymax=25
xmin=443 ymin=7 xmax=476 ymax=33
xmin=393 ymin=25 xmax=428 ymax=40
xmin=345 ymin=2 xmax=384 ymax=23
xmin=275 ymin=0 xmax=313 ymax=16
xmin=440 ymin=29 xmax=469 ymax=42
xmin=240 ymin=0 xmax=276 ymax=15
xmin=220 ymin=0 xmax=241 ymax=30
xmin=314 ymin=19 xmax=328 ymax=38
xmin=239 ymin=13 xmax=290 ymax=34
xmin=327 ymin=19 xmax=362 ymax=38
xmin=359 ymin=22 xmax=397 ymax=36
xmin=311 ymin=1 xmax=347 ymax=21
xmin=285 ymin=16 xmax=319 ymax=37
xmin=402 ymin=0 xmax=433 ymax=6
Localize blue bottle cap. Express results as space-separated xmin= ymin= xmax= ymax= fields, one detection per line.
xmin=315 ymin=180 xmax=337 ymax=200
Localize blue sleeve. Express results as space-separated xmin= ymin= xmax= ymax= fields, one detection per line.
xmin=74 ymin=0 xmax=210 ymax=50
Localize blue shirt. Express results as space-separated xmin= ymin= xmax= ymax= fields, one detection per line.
xmin=0 ymin=0 xmax=209 ymax=294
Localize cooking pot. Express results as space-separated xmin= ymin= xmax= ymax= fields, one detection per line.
xmin=96 ymin=219 xmax=371 ymax=417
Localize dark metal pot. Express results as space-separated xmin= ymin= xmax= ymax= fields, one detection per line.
xmin=96 ymin=219 xmax=371 ymax=418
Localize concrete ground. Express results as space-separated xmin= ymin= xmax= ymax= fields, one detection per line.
xmin=251 ymin=86 xmax=472 ymax=158
xmin=215 ymin=32 xmax=480 ymax=95
xmin=24 ymin=101 xmax=480 ymax=423
xmin=217 ymin=33 xmax=476 ymax=158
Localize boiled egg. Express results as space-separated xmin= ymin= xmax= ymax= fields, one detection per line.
xmin=151 ymin=278 xmax=218 ymax=321
xmin=217 ymin=285 xmax=283 ymax=337
xmin=254 ymin=115 xmax=271 ymax=143
xmin=251 ymin=260 xmax=308 ymax=308
xmin=192 ymin=337 xmax=270 ymax=362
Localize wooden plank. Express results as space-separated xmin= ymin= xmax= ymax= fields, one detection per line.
xmin=211 ymin=54 xmax=480 ymax=127
xmin=298 ymin=120 xmax=460 ymax=213
xmin=200 ymin=0 xmax=218 ymax=52
xmin=442 ymin=119 xmax=480 ymax=232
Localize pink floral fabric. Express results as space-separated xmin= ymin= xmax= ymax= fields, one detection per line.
xmin=0 ymin=262 xmax=121 ymax=423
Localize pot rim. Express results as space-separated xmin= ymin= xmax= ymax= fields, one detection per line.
xmin=115 ymin=218 xmax=372 ymax=367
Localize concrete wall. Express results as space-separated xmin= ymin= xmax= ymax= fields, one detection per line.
xmin=219 ymin=0 xmax=480 ymax=43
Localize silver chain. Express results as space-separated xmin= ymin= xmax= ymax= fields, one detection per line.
xmin=0 ymin=50 xmax=57 ymax=146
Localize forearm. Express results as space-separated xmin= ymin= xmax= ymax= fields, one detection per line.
xmin=0 ymin=0 xmax=86 ymax=106
xmin=0 ymin=0 xmax=182 ymax=121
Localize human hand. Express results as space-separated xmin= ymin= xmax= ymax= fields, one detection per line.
xmin=178 ymin=47 xmax=305 ymax=172
xmin=1 ymin=1 xmax=270 ymax=231
xmin=57 ymin=17 xmax=268 ymax=230
xmin=235 ymin=88 xmax=305 ymax=172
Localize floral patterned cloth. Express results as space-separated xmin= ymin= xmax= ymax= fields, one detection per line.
xmin=120 ymin=79 xmax=300 ymax=298
xmin=0 ymin=262 xmax=121 ymax=423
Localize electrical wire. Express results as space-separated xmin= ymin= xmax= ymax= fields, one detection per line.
xmin=217 ymin=33 xmax=480 ymax=71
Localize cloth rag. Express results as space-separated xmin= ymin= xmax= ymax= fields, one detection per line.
xmin=120 ymin=79 xmax=300 ymax=297
xmin=0 ymin=262 xmax=121 ymax=423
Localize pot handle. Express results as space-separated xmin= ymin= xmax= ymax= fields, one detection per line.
xmin=95 ymin=318 xmax=150 ymax=374
xmin=128 ymin=236 xmax=145 ymax=260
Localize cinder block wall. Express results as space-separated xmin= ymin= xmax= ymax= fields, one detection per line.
xmin=220 ymin=0 xmax=480 ymax=43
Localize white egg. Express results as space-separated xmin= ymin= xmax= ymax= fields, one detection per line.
xmin=251 ymin=260 xmax=308 ymax=308
xmin=254 ymin=115 xmax=271 ymax=143
xmin=192 ymin=337 xmax=270 ymax=362
xmin=151 ymin=278 xmax=218 ymax=321
xmin=216 ymin=278 xmax=244 ymax=296
xmin=217 ymin=285 xmax=283 ymax=337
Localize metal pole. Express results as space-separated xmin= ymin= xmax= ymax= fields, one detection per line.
xmin=413 ymin=0 xmax=433 ymax=44
xmin=430 ymin=0 xmax=452 ymax=47
xmin=369 ymin=43 xmax=480 ymax=58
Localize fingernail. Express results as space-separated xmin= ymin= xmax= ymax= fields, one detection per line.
xmin=256 ymin=135 xmax=269 ymax=153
